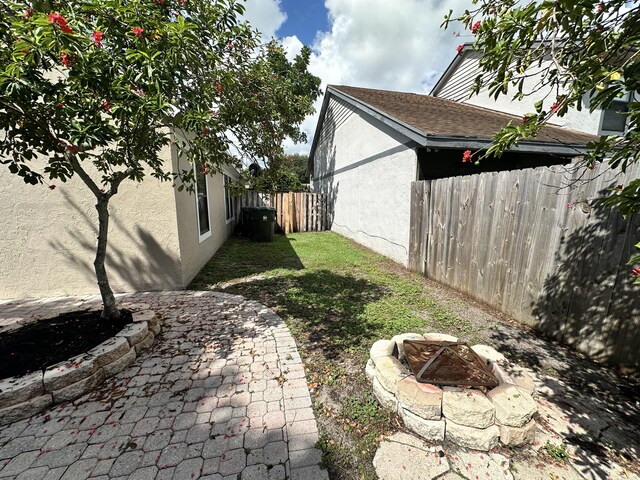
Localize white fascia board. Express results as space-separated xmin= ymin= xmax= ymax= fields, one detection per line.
xmin=308 ymin=87 xmax=333 ymax=166
xmin=327 ymin=86 xmax=428 ymax=146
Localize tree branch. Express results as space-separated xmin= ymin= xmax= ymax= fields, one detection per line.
xmin=67 ymin=152 xmax=103 ymax=198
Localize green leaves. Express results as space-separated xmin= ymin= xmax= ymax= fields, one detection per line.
xmin=444 ymin=0 xmax=640 ymax=253
xmin=602 ymin=179 xmax=640 ymax=218
xmin=534 ymin=100 xmax=543 ymax=113
xmin=1 ymin=0 xmax=320 ymax=194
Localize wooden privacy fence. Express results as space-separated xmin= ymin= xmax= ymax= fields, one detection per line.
xmin=235 ymin=191 xmax=328 ymax=233
xmin=408 ymin=163 xmax=640 ymax=369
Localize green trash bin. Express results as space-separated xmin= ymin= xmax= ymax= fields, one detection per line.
xmin=241 ymin=206 xmax=256 ymax=237
xmin=242 ymin=206 xmax=276 ymax=242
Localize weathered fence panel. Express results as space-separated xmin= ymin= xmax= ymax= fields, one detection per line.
xmin=408 ymin=163 xmax=640 ymax=369
xmin=235 ymin=191 xmax=328 ymax=233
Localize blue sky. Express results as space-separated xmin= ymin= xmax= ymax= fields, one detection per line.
xmin=277 ymin=0 xmax=329 ymax=45
xmin=243 ymin=0 xmax=474 ymax=153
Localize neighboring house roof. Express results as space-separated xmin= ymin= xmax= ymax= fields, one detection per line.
xmin=309 ymin=84 xmax=598 ymax=163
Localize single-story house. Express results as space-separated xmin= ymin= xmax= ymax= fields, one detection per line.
xmin=0 ymin=137 xmax=238 ymax=299
xmin=309 ymin=85 xmax=596 ymax=266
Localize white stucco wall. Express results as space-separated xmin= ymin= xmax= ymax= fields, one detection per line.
xmin=173 ymin=157 xmax=237 ymax=287
xmin=0 ymin=144 xmax=183 ymax=299
xmin=312 ymin=97 xmax=417 ymax=265
xmin=435 ymin=51 xmax=605 ymax=135
xmin=0 ymin=140 xmax=235 ymax=299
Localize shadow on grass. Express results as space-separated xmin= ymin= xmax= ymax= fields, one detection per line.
xmin=191 ymin=234 xmax=389 ymax=355
xmin=216 ymin=269 xmax=386 ymax=358
xmin=189 ymin=234 xmax=304 ymax=288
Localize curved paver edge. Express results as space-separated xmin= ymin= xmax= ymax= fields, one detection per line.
xmin=0 ymin=307 xmax=161 ymax=426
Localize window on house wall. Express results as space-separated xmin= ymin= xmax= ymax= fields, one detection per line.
xmin=224 ymin=174 xmax=234 ymax=222
xmin=195 ymin=161 xmax=211 ymax=242
xmin=600 ymin=93 xmax=630 ymax=134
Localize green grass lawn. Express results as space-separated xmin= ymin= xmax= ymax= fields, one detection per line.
xmin=190 ymin=232 xmax=474 ymax=479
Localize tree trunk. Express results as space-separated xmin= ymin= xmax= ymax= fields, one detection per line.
xmin=95 ymin=197 xmax=120 ymax=321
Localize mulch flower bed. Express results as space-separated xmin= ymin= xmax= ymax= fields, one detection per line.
xmin=0 ymin=309 xmax=132 ymax=379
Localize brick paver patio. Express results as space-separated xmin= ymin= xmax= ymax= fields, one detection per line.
xmin=0 ymin=291 xmax=328 ymax=480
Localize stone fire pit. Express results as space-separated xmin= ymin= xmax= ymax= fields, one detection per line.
xmin=365 ymin=333 xmax=538 ymax=451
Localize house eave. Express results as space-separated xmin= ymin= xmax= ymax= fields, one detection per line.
xmin=328 ymin=86 xmax=428 ymax=145
xmin=330 ymin=85 xmax=588 ymax=155
xmin=309 ymin=84 xmax=589 ymax=177
xmin=308 ymin=88 xmax=332 ymax=177
xmin=422 ymin=135 xmax=589 ymax=156
xmin=309 ymin=85 xmax=431 ymax=176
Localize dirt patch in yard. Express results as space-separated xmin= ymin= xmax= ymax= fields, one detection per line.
xmin=0 ymin=309 xmax=131 ymax=378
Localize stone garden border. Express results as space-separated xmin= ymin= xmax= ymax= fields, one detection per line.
xmin=365 ymin=332 xmax=539 ymax=451
xmin=0 ymin=305 xmax=161 ymax=426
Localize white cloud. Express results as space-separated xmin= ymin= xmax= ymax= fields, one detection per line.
xmin=242 ymin=0 xmax=476 ymax=154
xmin=242 ymin=0 xmax=287 ymax=41
xmin=311 ymin=0 xmax=473 ymax=93
xmin=285 ymin=0 xmax=474 ymax=153
xmin=281 ymin=35 xmax=304 ymax=61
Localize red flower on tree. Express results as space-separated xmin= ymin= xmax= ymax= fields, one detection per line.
xmin=471 ymin=21 xmax=481 ymax=35
xmin=551 ymin=102 xmax=560 ymax=113
xmin=462 ymin=150 xmax=473 ymax=163
xmin=523 ymin=115 xmax=530 ymax=123
xmin=92 ymin=31 xmax=103 ymax=47
xmin=60 ymin=52 xmax=72 ymax=67
xmin=216 ymin=83 xmax=223 ymax=94
xmin=67 ymin=145 xmax=78 ymax=153
xmin=131 ymin=27 xmax=144 ymax=38
xmin=632 ymin=267 xmax=640 ymax=278
xmin=103 ymin=100 xmax=111 ymax=111
xmin=48 ymin=12 xmax=74 ymax=34
xmin=456 ymin=44 xmax=464 ymax=55
xmin=24 ymin=8 xmax=33 ymax=20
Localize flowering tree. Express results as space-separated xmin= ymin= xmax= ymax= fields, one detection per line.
xmin=0 ymin=0 xmax=321 ymax=318
xmin=443 ymin=0 xmax=640 ymax=282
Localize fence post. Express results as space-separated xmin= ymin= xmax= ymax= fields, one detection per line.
xmin=408 ymin=182 xmax=424 ymax=272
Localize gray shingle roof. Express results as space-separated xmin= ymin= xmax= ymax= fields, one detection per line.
xmin=332 ymin=85 xmax=597 ymax=146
